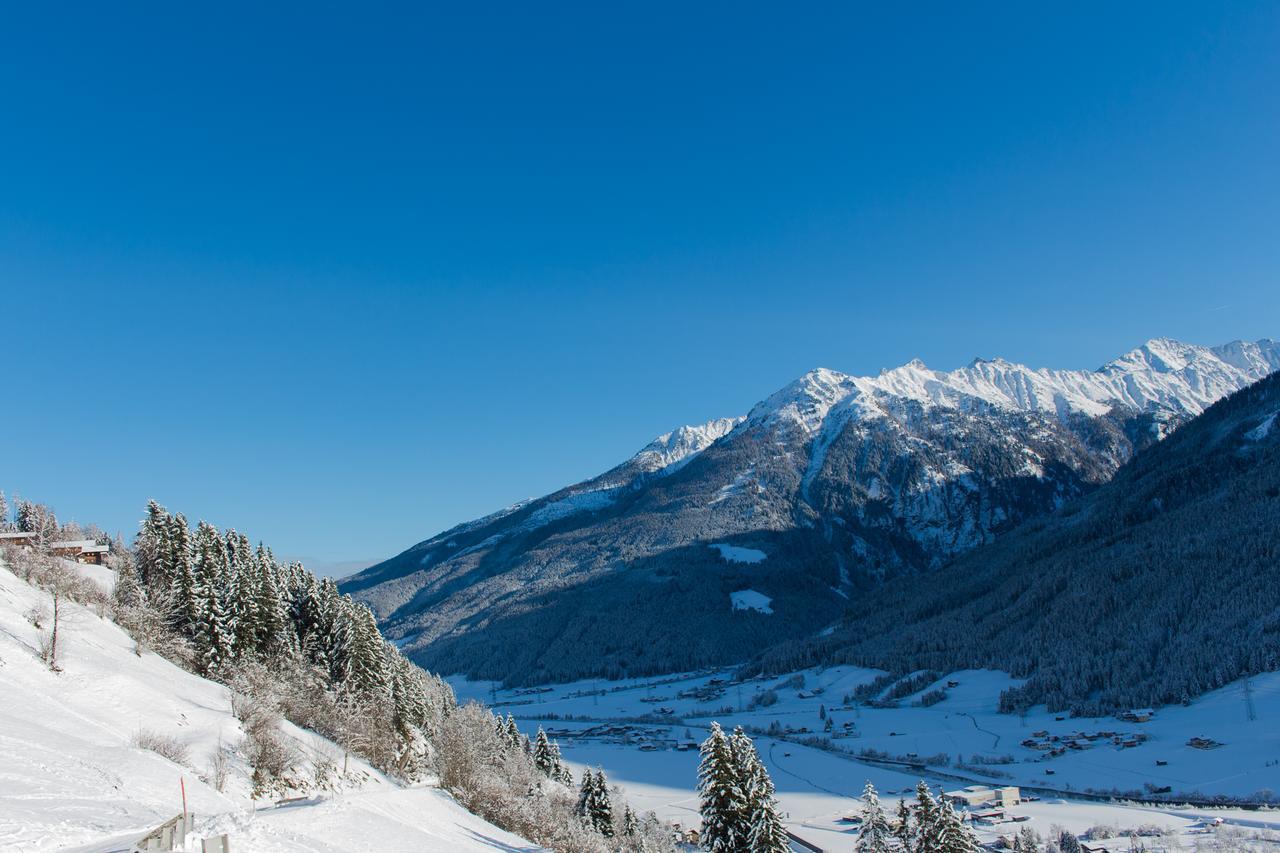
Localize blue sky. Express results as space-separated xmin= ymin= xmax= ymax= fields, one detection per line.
xmin=2 ymin=3 xmax=1277 ymax=569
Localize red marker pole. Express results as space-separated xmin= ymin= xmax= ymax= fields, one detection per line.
xmin=181 ymin=776 xmax=188 ymax=825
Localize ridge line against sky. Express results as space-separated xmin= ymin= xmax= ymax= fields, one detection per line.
xmin=1 ymin=4 xmax=1278 ymax=565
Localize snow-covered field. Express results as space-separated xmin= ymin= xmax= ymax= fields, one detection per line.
xmin=453 ymin=665 xmax=1280 ymax=851
xmin=0 ymin=560 xmax=538 ymax=853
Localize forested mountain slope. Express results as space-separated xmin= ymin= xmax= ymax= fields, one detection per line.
xmin=344 ymin=338 xmax=1279 ymax=686
xmin=753 ymin=370 xmax=1280 ymax=715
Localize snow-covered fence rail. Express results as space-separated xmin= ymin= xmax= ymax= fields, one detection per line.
xmin=201 ymin=834 xmax=231 ymax=853
xmin=132 ymin=812 xmax=195 ymax=851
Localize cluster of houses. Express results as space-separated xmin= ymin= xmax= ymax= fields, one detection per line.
xmin=677 ymin=683 xmax=726 ymax=702
xmin=540 ymin=722 xmax=702 ymax=752
xmin=1020 ymin=728 xmax=1148 ymax=757
xmin=0 ymin=531 xmax=109 ymax=564
xmin=1116 ymin=708 xmax=1155 ymax=723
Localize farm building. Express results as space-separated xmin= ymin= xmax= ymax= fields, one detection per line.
xmin=47 ymin=539 xmax=109 ymax=564
xmin=0 ymin=531 xmax=39 ymax=547
xmin=943 ymin=785 xmax=1020 ymax=808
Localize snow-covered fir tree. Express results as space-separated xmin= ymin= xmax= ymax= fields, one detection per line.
xmin=936 ymin=798 xmax=978 ymax=853
xmin=622 ymin=803 xmax=639 ymax=838
xmin=894 ymin=797 xmax=915 ymax=851
xmin=1012 ymin=826 xmax=1041 ymax=853
xmin=586 ymin=768 xmax=613 ymax=837
xmin=532 ymin=727 xmax=555 ymax=777
xmin=697 ymin=722 xmax=746 ymax=851
xmin=855 ymin=782 xmax=893 ymax=853
xmin=548 ymin=739 xmax=571 ymax=786
xmin=912 ymin=781 xmax=942 ymax=853
xmin=730 ymin=727 xmax=788 ymax=852
xmin=1057 ymin=830 xmax=1084 ymax=853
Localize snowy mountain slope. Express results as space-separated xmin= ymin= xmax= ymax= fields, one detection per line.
xmin=755 ymin=367 xmax=1280 ymax=713
xmin=344 ymin=338 xmax=1279 ymax=686
xmin=0 ymin=560 xmax=537 ymax=853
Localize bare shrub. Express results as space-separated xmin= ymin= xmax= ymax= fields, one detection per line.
xmin=207 ymin=736 xmax=229 ymax=792
xmin=237 ymin=695 xmax=301 ymax=799
xmin=132 ymin=728 xmax=191 ymax=765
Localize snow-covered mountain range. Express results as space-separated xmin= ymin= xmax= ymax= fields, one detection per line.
xmin=343 ymin=338 xmax=1280 ymax=686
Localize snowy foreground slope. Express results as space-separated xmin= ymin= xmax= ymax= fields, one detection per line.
xmin=0 ymin=561 xmax=539 ymax=853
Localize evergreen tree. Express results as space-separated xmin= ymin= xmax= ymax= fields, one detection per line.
xmin=112 ymin=551 xmax=145 ymax=608
xmin=622 ymin=803 xmax=639 ymax=838
xmin=252 ymin=544 xmax=285 ymax=653
xmin=549 ymin=740 xmax=572 ymax=786
xmin=533 ymin=727 xmax=555 ymax=777
xmin=576 ymin=769 xmax=595 ymax=819
xmin=192 ymin=521 xmax=234 ymax=673
xmin=16 ymin=500 xmax=57 ymax=543
xmin=894 ymin=797 xmax=914 ymax=851
xmin=729 ymin=727 xmax=787 ymax=852
xmin=697 ymin=722 xmax=746 ymax=852
xmin=0 ymin=490 xmax=10 ymax=530
xmin=912 ymin=782 xmax=944 ymax=853
xmin=135 ymin=500 xmax=171 ymax=589
xmin=504 ymin=715 xmax=522 ymax=752
xmin=586 ymin=768 xmax=613 ymax=837
xmin=936 ymin=799 xmax=978 ymax=853
xmin=346 ymin=603 xmax=389 ymax=695
xmin=855 ymin=782 xmax=893 ymax=853
xmin=1058 ymin=831 xmax=1083 ymax=853
xmin=1014 ymin=826 xmax=1041 ymax=853
xmin=169 ymin=514 xmax=200 ymax=633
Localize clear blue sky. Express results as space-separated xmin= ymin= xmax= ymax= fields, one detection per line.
xmin=2 ymin=3 xmax=1277 ymax=570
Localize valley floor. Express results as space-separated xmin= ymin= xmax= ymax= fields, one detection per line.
xmin=452 ymin=665 xmax=1280 ymax=851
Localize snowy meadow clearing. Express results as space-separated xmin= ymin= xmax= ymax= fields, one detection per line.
xmin=453 ymin=665 xmax=1280 ymax=851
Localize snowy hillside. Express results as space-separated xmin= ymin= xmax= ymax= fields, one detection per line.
xmin=344 ymin=338 xmax=1279 ymax=687
xmin=0 ymin=558 xmax=538 ymax=853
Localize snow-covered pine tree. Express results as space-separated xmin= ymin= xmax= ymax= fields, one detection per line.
xmin=586 ymin=768 xmax=613 ymax=837
xmin=533 ymin=727 xmax=555 ymax=777
xmin=697 ymin=722 xmax=746 ymax=852
xmin=549 ymin=740 xmax=572 ymax=786
xmin=112 ymin=550 xmax=145 ymax=608
xmin=913 ymin=782 xmax=943 ymax=853
xmin=192 ymin=521 xmax=235 ymax=673
xmin=728 ymin=727 xmax=788 ymax=852
xmin=135 ymin=500 xmax=171 ymax=589
xmin=1057 ymin=831 xmax=1083 ymax=853
xmin=252 ymin=544 xmax=286 ymax=653
xmin=168 ymin=514 xmax=201 ymax=633
xmin=854 ymin=782 xmax=893 ymax=853
xmin=222 ymin=529 xmax=246 ymax=650
xmin=894 ymin=797 xmax=914 ymax=851
xmin=622 ymin=803 xmax=639 ymax=838
xmin=225 ymin=530 xmax=259 ymax=651
xmin=0 ymin=490 xmax=10 ymax=530
xmin=936 ymin=798 xmax=978 ymax=853
xmin=1013 ymin=826 xmax=1041 ymax=853
xmin=504 ymin=714 xmax=522 ymax=752
xmin=576 ymin=768 xmax=595 ymax=819
xmin=346 ymin=603 xmax=389 ymax=695
xmin=15 ymin=499 xmax=57 ymax=544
